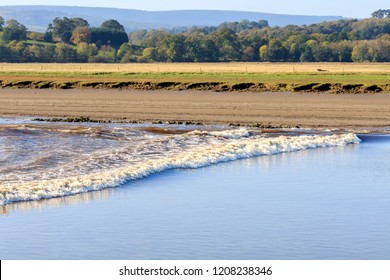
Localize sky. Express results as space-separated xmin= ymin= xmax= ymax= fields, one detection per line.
xmin=0 ymin=0 xmax=388 ymax=18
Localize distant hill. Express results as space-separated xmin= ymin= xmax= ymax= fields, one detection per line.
xmin=0 ymin=5 xmax=344 ymax=32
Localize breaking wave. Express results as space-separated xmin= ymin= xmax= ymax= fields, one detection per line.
xmin=188 ymin=128 xmax=253 ymax=139
xmin=0 ymin=121 xmax=360 ymax=206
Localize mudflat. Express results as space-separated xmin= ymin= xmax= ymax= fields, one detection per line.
xmin=1 ymin=88 xmax=390 ymax=128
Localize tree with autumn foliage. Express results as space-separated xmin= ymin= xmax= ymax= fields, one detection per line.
xmin=71 ymin=26 xmax=91 ymax=45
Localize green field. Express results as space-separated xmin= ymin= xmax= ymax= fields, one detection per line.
xmin=0 ymin=62 xmax=389 ymax=92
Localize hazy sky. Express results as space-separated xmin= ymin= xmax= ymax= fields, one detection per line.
xmin=0 ymin=0 xmax=387 ymax=18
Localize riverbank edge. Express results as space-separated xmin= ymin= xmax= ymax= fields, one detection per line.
xmin=1 ymin=80 xmax=389 ymax=93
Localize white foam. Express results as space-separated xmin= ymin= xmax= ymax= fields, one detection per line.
xmin=0 ymin=133 xmax=360 ymax=206
xmin=188 ymin=128 xmax=252 ymax=139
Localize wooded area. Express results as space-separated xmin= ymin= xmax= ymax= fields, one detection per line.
xmin=0 ymin=9 xmax=389 ymax=63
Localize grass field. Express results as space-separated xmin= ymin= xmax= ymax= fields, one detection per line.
xmin=0 ymin=62 xmax=389 ymax=92
xmin=1 ymin=62 xmax=390 ymax=74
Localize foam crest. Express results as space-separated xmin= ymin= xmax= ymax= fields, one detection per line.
xmin=188 ymin=128 xmax=252 ymax=139
xmin=0 ymin=133 xmax=360 ymax=205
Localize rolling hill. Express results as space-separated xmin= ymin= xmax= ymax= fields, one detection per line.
xmin=0 ymin=5 xmax=344 ymax=32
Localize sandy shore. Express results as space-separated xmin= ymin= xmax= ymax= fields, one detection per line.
xmin=1 ymin=88 xmax=390 ymax=128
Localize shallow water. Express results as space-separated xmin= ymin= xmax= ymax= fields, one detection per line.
xmin=0 ymin=118 xmax=358 ymax=205
xmin=1 ymin=118 xmax=389 ymax=259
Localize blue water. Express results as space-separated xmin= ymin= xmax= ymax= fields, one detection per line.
xmin=1 ymin=134 xmax=390 ymax=259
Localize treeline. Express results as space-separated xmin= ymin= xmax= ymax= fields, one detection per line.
xmin=0 ymin=13 xmax=389 ymax=63
xmin=129 ymin=18 xmax=390 ymax=63
xmin=372 ymin=9 xmax=390 ymax=19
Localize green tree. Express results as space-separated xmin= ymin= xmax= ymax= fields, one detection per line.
xmin=117 ymin=43 xmax=135 ymax=58
xmin=0 ymin=45 xmax=11 ymax=62
xmin=300 ymin=43 xmax=315 ymax=62
xmin=129 ymin=29 xmax=148 ymax=45
xmin=141 ymin=30 xmax=169 ymax=48
xmin=27 ymin=45 xmax=44 ymax=61
xmin=160 ymin=34 xmax=186 ymax=62
xmin=2 ymin=19 xmax=27 ymax=42
xmin=372 ymin=9 xmax=390 ymax=19
xmin=91 ymin=28 xmax=129 ymax=48
xmin=91 ymin=45 xmax=116 ymax=63
xmin=1 ymin=15 xmax=390 ymax=63
xmin=140 ymin=47 xmax=158 ymax=62
xmin=199 ymin=38 xmax=219 ymax=62
xmin=352 ymin=40 xmax=390 ymax=62
xmin=238 ymin=29 xmax=267 ymax=61
xmin=258 ymin=20 xmax=269 ymax=29
xmin=72 ymin=18 xmax=89 ymax=28
xmin=7 ymin=40 xmax=27 ymax=62
xmin=349 ymin=18 xmax=390 ymax=40
xmin=265 ymin=39 xmax=288 ymax=61
xmin=351 ymin=42 xmax=370 ymax=62
xmin=89 ymin=19 xmax=128 ymax=48
xmin=0 ymin=16 xmax=4 ymax=31
xmin=329 ymin=41 xmax=353 ymax=62
xmin=42 ymin=45 xmax=56 ymax=62
xmin=76 ymin=42 xmax=98 ymax=62
xmin=117 ymin=43 xmax=141 ymax=62
xmin=55 ymin=43 xmax=77 ymax=62
xmin=51 ymin=17 xmax=74 ymax=43
xmin=289 ymin=43 xmax=301 ymax=61
xmin=371 ymin=40 xmax=390 ymax=61
xmin=51 ymin=17 xmax=89 ymax=43
xmin=100 ymin=19 xmax=126 ymax=32
xmin=219 ymin=19 xmax=269 ymax=33
xmin=211 ymin=27 xmax=241 ymax=61
xmin=28 ymin=32 xmax=45 ymax=41
xmin=183 ymin=35 xmax=204 ymax=62
xmin=313 ymin=42 xmax=335 ymax=62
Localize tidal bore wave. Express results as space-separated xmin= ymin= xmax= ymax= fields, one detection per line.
xmin=0 ymin=121 xmax=360 ymax=205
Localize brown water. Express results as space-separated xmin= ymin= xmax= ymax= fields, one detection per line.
xmin=0 ymin=118 xmax=359 ymax=206
xmin=1 ymin=134 xmax=390 ymax=259
xmin=6 ymin=118 xmax=390 ymax=260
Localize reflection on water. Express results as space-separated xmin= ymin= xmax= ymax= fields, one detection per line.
xmin=2 ymin=117 xmax=390 ymax=260
xmin=1 ymin=139 xmax=390 ymax=259
xmin=1 ymin=118 xmax=359 ymax=206
xmin=0 ymin=136 xmax=362 ymax=215
xmin=0 ymin=189 xmax=114 ymax=215
xmin=0 ymin=142 xmax=361 ymax=216
xmin=357 ymin=134 xmax=390 ymax=143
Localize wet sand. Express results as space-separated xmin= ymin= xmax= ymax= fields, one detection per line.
xmin=1 ymin=88 xmax=390 ymax=128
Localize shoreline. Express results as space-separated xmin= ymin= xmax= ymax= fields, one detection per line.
xmin=1 ymin=88 xmax=390 ymax=129
xmin=0 ymin=79 xmax=389 ymax=94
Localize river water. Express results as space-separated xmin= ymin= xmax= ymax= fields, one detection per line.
xmin=1 ymin=117 xmax=389 ymax=259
